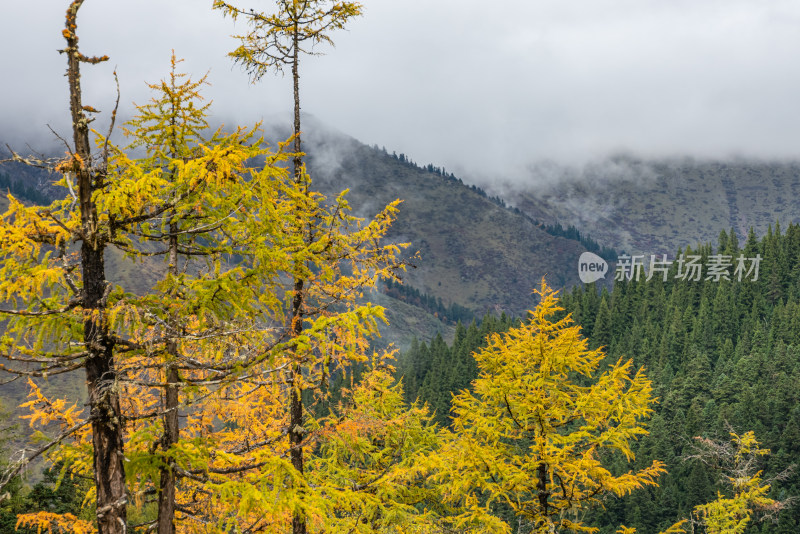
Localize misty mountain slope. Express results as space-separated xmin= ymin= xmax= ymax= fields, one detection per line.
xmin=499 ymin=156 xmax=800 ymax=255
xmin=299 ymin=126 xmax=589 ymax=317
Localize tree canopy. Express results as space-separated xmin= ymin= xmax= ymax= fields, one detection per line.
xmin=435 ymin=280 xmax=668 ymax=533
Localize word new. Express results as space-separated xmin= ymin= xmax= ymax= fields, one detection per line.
xmin=578 ymin=252 xmax=609 ymax=283
xmin=615 ymin=254 xmax=762 ymax=282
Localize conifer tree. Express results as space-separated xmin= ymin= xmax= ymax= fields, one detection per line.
xmin=305 ymin=359 xmax=443 ymax=532
xmin=0 ymin=2 xmax=127 ymax=531
xmin=212 ymin=0 xmax=362 ymax=184
xmin=113 ymin=67 xmax=407 ymax=533
xmin=212 ymin=3 xmax=366 ymax=532
xmin=592 ymin=295 xmax=612 ymax=349
xmin=112 ymin=53 xmax=297 ymax=534
xmin=437 ymin=280 xmax=668 ymax=533
xmin=690 ymin=431 xmax=788 ymax=534
xmin=125 ymin=53 xmax=209 ymax=534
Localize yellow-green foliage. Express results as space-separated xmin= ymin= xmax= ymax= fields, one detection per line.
xmin=436 ymin=280 xmax=666 ymax=534
xmin=2 ymin=48 xmax=414 ymax=532
xmin=213 ymin=0 xmax=363 ymax=80
xmin=306 ymin=358 xmax=442 ymax=532
xmin=110 ymin=56 xmax=412 ymax=533
xmin=692 ymin=431 xmax=782 ymax=534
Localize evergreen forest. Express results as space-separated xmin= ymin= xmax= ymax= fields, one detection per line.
xmin=401 ymin=225 xmax=800 ymax=533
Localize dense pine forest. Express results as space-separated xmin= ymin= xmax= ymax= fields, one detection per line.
xmin=401 ymin=224 xmax=800 ymax=532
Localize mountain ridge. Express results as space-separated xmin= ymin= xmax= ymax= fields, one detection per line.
xmin=484 ymin=155 xmax=800 ymax=256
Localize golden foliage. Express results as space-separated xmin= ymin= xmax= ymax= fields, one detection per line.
xmin=2 ymin=42 xmax=436 ymax=534
xmin=436 ymin=279 xmax=665 ymax=533
xmin=692 ymin=431 xmax=784 ymax=534
xmin=616 ymin=520 xmax=688 ymax=534
xmin=16 ymin=512 xmax=93 ymax=534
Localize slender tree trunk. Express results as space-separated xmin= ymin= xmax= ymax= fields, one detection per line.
xmin=157 ymin=353 xmax=179 ymax=534
xmin=292 ymin=23 xmax=302 ymax=187
xmin=64 ymin=2 xmax=127 ymax=532
xmin=289 ymin=22 xmax=308 ymax=534
xmin=289 ymin=370 xmax=305 ymax=534
xmin=157 ymin=111 xmax=181 ymax=533
xmin=537 ymin=462 xmax=550 ymax=529
xmin=156 ymin=220 xmax=180 ymax=534
xmin=290 ymin=279 xmax=306 ymax=534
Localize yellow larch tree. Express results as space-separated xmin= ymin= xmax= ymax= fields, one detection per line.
xmin=305 ymin=357 xmax=443 ymax=532
xmin=435 ymin=280 xmax=668 ymax=534
xmin=103 ymin=51 xmax=420 ymax=534
xmin=212 ymin=2 xmax=368 ymax=533
xmin=690 ymin=431 xmax=788 ymax=534
xmin=140 ymin=187 xmax=415 ymax=533
xmin=212 ymin=0 xmax=363 ymax=183
xmin=110 ymin=53 xmax=295 ymax=534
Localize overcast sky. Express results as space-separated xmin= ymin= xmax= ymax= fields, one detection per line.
xmin=3 ymin=0 xmax=800 ymax=182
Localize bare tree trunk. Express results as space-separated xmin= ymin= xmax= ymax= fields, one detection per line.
xmin=157 ymin=227 xmax=179 ymax=534
xmin=289 ymin=22 xmax=308 ymax=534
xmin=157 ymin=111 xmax=182 ymax=533
xmin=157 ymin=348 xmax=179 ymax=534
xmin=64 ymin=2 xmax=127 ymax=532
xmin=537 ymin=462 xmax=550 ymax=531
xmin=292 ymin=22 xmax=302 ymax=187
xmin=290 ymin=278 xmax=306 ymax=534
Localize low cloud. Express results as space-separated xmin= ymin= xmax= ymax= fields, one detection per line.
xmin=3 ymin=1 xmax=800 ymax=184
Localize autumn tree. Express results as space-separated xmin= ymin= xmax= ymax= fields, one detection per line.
xmin=436 ymin=280 xmax=668 ymax=533
xmin=103 ymin=53 xmax=410 ymax=533
xmin=0 ymin=5 xmax=292 ymax=534
xmin=122 ymin=53 xmax=209 ymax=534
xmin=689 ymin=431 xmax=791 ymax=534
xmin=213 ymin=2 xmax=365 ymax=533
xmin=109 ymin=53 xmax=299 ymax=533
xmin=305 ymin=357 xmax=443 ymax=532
xmin=212 ymin=0 xmax=362 ymax=182
xmin=0 ymin=2 xmax=127 ymax=531
xmin=141 ymin=185 xmax=409 ymax=532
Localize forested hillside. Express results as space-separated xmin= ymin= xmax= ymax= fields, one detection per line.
xmin=402 ymin=224 xmax=800 ymax=532
xmin=1 ymin=124 xmax=601 ymax=331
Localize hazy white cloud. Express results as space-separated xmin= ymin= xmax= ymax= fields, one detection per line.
xmin=3 ymin=0 xmax=800 ymax=182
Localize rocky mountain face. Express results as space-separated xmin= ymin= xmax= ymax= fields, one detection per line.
xmin=490 ymin=155 xmax=800 ymax=256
